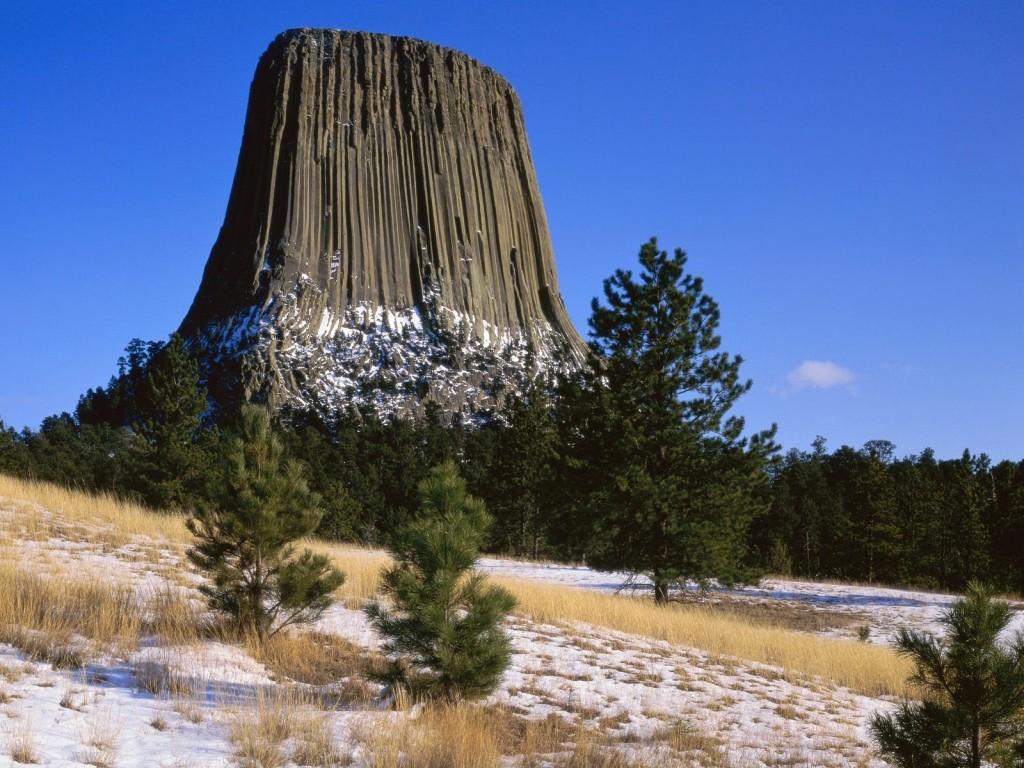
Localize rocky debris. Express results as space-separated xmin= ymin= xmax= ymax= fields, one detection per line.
xmin=180 ymin=28 xmax=586 ymax=422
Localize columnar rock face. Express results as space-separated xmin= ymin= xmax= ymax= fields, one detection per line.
xmin=181 ymin=28 xmax=586 ymax=421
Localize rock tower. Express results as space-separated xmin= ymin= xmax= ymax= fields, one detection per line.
xmin=181 ymin=28 xmax=585 ymax=421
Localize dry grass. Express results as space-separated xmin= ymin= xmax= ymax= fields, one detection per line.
xmin=306 ymin=540 xmax=390 ymax=602
xmin=359 ymin=705 xmax=716 ymax=768
xmin=246 ymin=630 xmax=382 ymax=707
xmin=7 ymin=716 xmax=40 ymax=764
xmin=78 ymin=707 xmax=121 ymax=768
xmin=707 ymin=594 xmax=866 ymax=634
xmin=144 ymin=585 xmax=213 ymax=646
xmin=247 ymin=631 xmax=365 ymax=686
xmin=494 ymin=578 xmax=912 ymax=697
xmin=307 ymin=537 xmax=910 ymax=697
xmin=0 ymin=475 xmax=911 ymax=697
xmin=0 ymin=562 xmax=144 ymax=665
xmin=360 ymin=705 xmax=504 ymax=768
xmin=229 ymin=690 xmax=344 ymax=768
xmin=552 ymin=738 xmax=657 ymax=768
xmin=0 ymin=474 xmax=187 ymax=545
xmin=291 ymin=711 xmax=345 ymax=767
xmin=133 ymin=661 xmax=201 ymax=700
xmin=0 ymin=558 xmax=213 ymax=669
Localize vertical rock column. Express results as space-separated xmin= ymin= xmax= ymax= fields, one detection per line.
xmin=180 ymin=28 xmax=585 ymax=420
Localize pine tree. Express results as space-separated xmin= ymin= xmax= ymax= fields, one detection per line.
xmin=488 ymin=383 xmax=559 ymax=558
xmin=571 ymin=238 xmax=776 ymax=602
xmin=989 ymin=460 xmax=1024 ymax=593
xmin=186 ymin=406 xmax=344 ymax=641
xmin=871 ymin=583 xmax=1024 ymax=767
xmin=366 ymin=462 xmax=516 ymax=702
xmin=854 ymin=442 xmax=901 ymax=584
xmin=0 ymin=419 xmax=30 ymax=476
xmin=131 ymin=333 xmax=208 ymax=508
xmin=942 ymin=452 xmax=992 ymax=590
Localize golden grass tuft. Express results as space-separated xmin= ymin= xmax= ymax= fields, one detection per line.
xmin=78 ymin=708 xmax=121 ymax=768
xmin=291 ymin=710 xmax=344 ymax=767
xmin=229 ymin=689 xmax=345 ymax=768
xmin=361 ymin=705 xmax=504 ymax=768
xmin=7 ymin=717 xmax=40 ymax=764
xmin=246 ymin=631 xmax=365 ymax=686
xmin=245 ymin=630 xmax=383 ymax=707
xmin=144 ymin=585 xmax=213 ymax=646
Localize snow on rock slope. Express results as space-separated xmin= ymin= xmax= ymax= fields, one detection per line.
xmin=179 ymin=29 xmax=588 ymax=424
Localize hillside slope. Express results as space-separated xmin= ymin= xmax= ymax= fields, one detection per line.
xmin=0 ymin=476 xmax=900 ymax=767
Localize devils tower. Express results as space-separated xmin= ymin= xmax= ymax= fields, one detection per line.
xmin=180 ymin=28 xmax=586 ymax=421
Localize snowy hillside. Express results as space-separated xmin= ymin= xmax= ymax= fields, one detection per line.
xmin=2 ymin=479 xmax=996 ymax=767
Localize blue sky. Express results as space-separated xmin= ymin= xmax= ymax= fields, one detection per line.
xmin=2 ymin=1 xmax=1021 ymax=460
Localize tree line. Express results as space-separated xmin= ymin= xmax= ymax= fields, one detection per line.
xmin=753 ymin=439 xmax=1024 ymax=593
xmin=1 ymin=237 xmax=1021 ymax=597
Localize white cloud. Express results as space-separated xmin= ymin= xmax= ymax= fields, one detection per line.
xmin=786 ymin=360 xmax=855 ymax=391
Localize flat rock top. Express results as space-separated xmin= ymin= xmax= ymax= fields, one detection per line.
xmin=267 ymin=27 xmax=507 ymax=81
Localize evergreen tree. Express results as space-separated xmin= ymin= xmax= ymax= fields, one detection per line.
xmin=571 ymin=238 xmax=776 ymax=602
xmin=0 ymin=419 xmax=30 ymax=476
xmin=753 ymin=440 xmax=835 ymax=579
xmin=989 ymin=460 xmax=1024 ymax=592
xmin=366 ymin=462 xmax=516 ymax=702
xmin=871 ymin=583 xmax=1024 ymax=768
xmin=109 ymin=338 xmax=163 ymax=425
xmin=186 ymin=406 xmax=344 ymax=641
xmin=940 ymin=452 xmax=992 ymax=590
xmin=854 ymin=442 xmax=901 ymax=584
xmin=487 ymin=384 xmax=559 ymax=558
xmin=891 ymin=450 xmax=940 ymax=588
xmin=358 ymin=416 xmax=432 ymax=542
xmin=278 ymin=422 xmax=365 ymax=541
xmin=131 ymin=334 xmax=207 ymax=508
xmin=22 ymin=414 xmax=128 ymax=491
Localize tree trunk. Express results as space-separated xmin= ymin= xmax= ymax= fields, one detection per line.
xmin=654 ymin=580 xmax=670 ymax=604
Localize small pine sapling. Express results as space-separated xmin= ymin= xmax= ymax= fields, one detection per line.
xmin=187 ymin=405 xmax=344 ymax=642
xmin=366 ymin=461 xmax=516 ymax=702
xmin=871 ymin=582 xmax=1024 ymax=767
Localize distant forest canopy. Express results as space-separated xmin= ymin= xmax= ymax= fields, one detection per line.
xmin=1 ymin=240 xmax=1021 ymax=597
xmin=754 ymin=439 xmax=1024 ymax=593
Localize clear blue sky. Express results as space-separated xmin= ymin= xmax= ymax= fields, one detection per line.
xmin=2 ymin=1 xmax=1021 ymax=460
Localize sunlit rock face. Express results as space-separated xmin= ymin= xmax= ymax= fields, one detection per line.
xmin=180 ymin=28 xmax=585 ymax=422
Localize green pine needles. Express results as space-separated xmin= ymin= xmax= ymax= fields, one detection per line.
xmin=187 ymin=405 xmax=345 ymax=642
xmin=366 ymin=462 xmax=516 ymax=702
xmin=569 ymin=238 xmax=777 ymax=602
xmin=871 ymin=583 xmax=1024 ymax=767
xmin=130 ymin=333 xmax=208 ymax=509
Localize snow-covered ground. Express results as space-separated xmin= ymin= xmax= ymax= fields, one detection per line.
xmin=477 ymin=557 xmax=1024 ymax=644
xmin=9 ymin=496 xmax=1001 ymax=766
